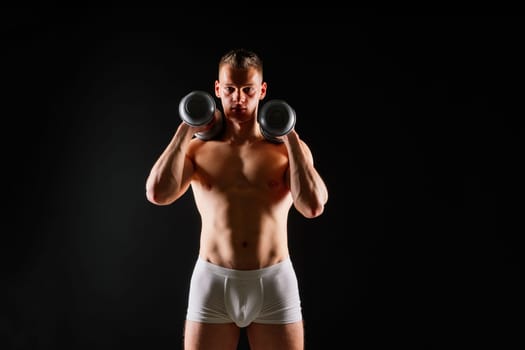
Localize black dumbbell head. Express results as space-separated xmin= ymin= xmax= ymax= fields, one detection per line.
xmin=258 ymin=99 xmax=296 ymax=143
xmin=179 ymin=90 xmax=216 ymax=126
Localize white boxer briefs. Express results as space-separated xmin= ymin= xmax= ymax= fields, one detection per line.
xmin=186 ymin=256 xmax=302 ymax=328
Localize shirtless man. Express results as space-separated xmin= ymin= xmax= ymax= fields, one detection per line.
xmin=145 ymin=48 xmax=328 ymax=350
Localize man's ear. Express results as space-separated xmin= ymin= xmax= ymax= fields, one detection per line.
xmin=259 ymin=81 xmax=267 ymax=100
xmin=214 ymin=80 xmax=220 ymax=98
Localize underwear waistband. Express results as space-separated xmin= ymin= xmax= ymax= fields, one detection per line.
xmin=196 ymin=256 xmax=292 ymax=280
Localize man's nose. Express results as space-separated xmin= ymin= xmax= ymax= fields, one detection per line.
xmin=233 ymin=91 xmax=245 ymax=103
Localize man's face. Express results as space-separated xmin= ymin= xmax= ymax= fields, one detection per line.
xmin=215 ymin=64 xmax=267 ymax=123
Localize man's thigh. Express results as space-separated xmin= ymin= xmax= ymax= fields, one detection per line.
xmin=184 ymin=320 xmax=240 ymax=350
xmin=246 ymin=321 xmax=304 ymax=350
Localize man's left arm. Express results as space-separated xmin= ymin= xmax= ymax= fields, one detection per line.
xmin=283 ymin=130 xmax=329 ymax=218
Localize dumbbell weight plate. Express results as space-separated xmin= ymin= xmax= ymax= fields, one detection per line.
xmin=179 ymin=90 xmax=224 ymax=140
xmin=179 ymin=90 xmax=216 ymax=127
xmin=258 ymin=99 xmax=296 ymax=143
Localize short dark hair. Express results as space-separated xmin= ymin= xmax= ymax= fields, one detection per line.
xmin=218 ymin=48 xmax=263 ymax=76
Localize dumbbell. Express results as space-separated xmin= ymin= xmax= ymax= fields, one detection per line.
xmin=258 ymin=99 xmax=296 ymax=143
xmin=179 ymin=91 xmax=295 ymax=143
xmin=178 ymin=90 xmax=224 ymax=140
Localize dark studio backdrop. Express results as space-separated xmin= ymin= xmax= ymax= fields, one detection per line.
xmin=2 ymin=9 xmax=523 ymax=349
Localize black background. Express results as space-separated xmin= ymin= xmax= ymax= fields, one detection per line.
xmin=2 ymin=9 xmax=523 ymax=349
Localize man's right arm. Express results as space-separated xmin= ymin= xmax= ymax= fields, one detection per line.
xmin=145 ymin=122 xmax=196 ymax=205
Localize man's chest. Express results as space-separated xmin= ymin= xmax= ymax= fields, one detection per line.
xmin=193 ymin=143 xmax=288 ymax=189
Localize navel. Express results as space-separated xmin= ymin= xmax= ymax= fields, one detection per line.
xmin=241 ymin=241 xmax=248 ymax=248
